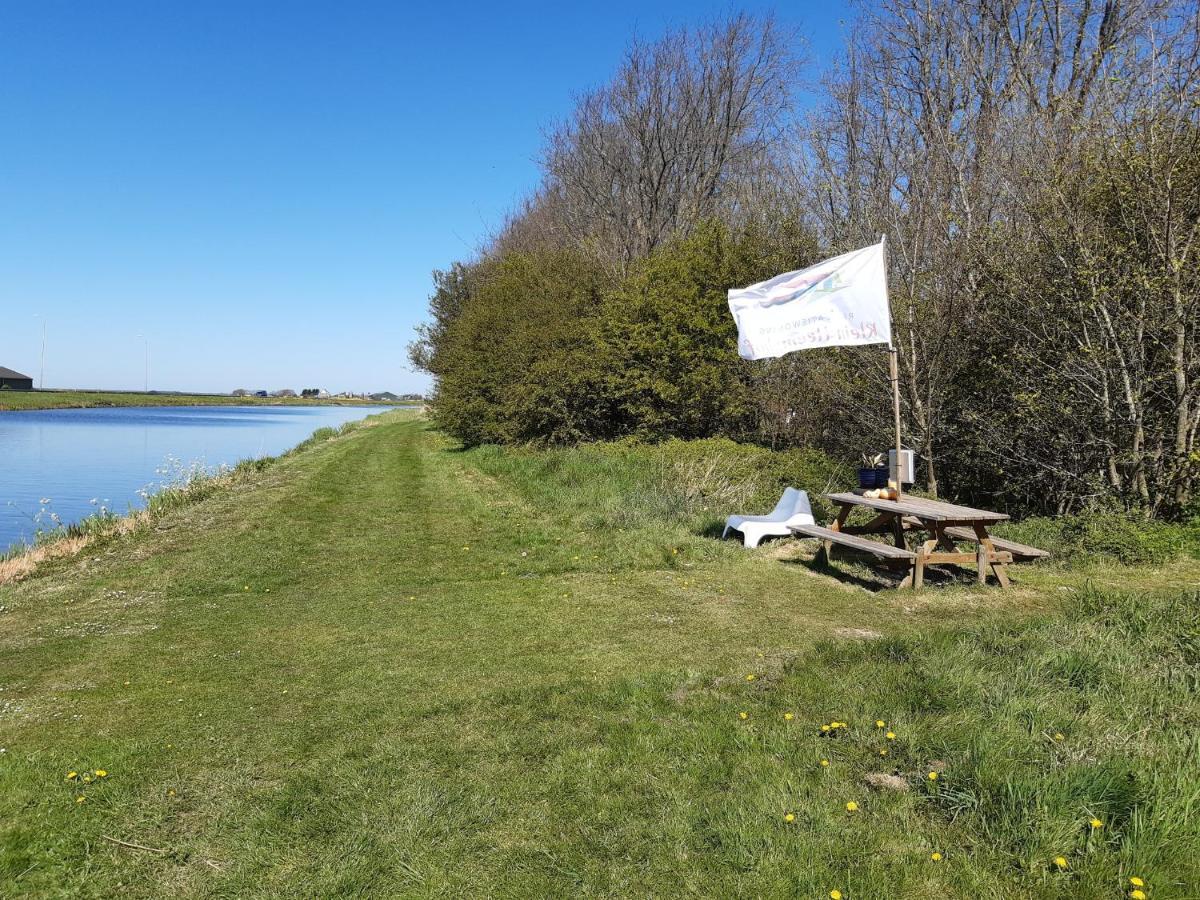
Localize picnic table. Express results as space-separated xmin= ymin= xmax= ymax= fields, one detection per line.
xmin=790 ymin=492 xmax=1047 ymax=589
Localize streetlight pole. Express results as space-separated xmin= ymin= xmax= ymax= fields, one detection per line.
xmin=33 ymin=315 xmax=47 ymax=388
xmin=136 ymin=333 xmax=151 ymax=391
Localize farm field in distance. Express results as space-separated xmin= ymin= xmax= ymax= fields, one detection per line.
xmin=0 ymin=390 xmax=409 ymax=411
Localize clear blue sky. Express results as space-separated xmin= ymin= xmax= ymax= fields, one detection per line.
xmin=0 ymin=1 xmax=849 ymax=395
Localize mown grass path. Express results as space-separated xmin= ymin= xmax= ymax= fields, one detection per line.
xmin=2 ymin=413 xmax=1195 ymax=897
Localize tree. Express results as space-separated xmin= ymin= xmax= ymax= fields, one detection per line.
xmin=543 ymin=13 xmax=800 ymax=273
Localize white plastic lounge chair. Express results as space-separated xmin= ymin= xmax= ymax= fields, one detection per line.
xmin=722 ymin=487 xmax=815 ymax=548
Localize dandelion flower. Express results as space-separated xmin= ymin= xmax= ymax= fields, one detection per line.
xmin=95 ymin=770 xmax=107 ymax=778
xmin=928 ymin=772 xmax=939 ymax=781
xmin=408 ymin=596 xmax=415 ymax=600
xmin=1129 ymin=877 xmax=1145 ymax=887
xmin=784 ymin=812 xmax=795 ymax=823
xmin=875 ymin=720 xmax=885 ymax=728
xmin=885 ymin=731 xmax=896 ymax=740
xmin=820 ymin=759 xmax=830 ymax=767
xmin=738 ymin=712 xmax=749 ymax=720
xmin=830 ymin=891 xmax=843 ymax=900
xmin=76 ymin=796 xmax=86 ymax=803
xmin=821 ymin=725 xmax=831 ymax=733
xmin=784 ymin=712 xmax=794 ymax=721
xmin=845 ymin=801 xmax=858 ymax=812
xmin=1089 ymin=818 xmax=1103 ymax=829
xmin=1130 ymin=892 xmax=1147 ymax=900
xmin=167 ymin=789 xmax=176 ymax=797
xmin=82 ymin=774 xmax=93 ymax=783
xmin=930 ymin=852 xmax=942 ymax=861
xmin=65 ymin=771 xmax=78 ymax=781
xmin=123 ymin=681 xmax=130 ymax=686
xmin=746 ymin=674 xmax=756 ymax=682
xmin=879 ymin=749 xmax=888 ymax=756
xmin=1053 ymin=732 xmax=1065 ymax=741
xmin=1054 ymin=856 xmax=1069 ymax=871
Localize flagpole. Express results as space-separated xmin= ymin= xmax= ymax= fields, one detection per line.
xmin=881 ymin=234 xmax=903 ymax=499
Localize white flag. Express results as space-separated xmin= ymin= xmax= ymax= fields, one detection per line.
xmin=728 ymin=242 xmax=891 ymax=361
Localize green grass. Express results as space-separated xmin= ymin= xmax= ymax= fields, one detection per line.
xmin=1 ymin=413 xmax=1197 ymax=897
xmin=0 ymin=390 xmax=405 ymax=411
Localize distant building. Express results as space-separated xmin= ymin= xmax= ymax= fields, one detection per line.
xmin=0 ymin=367 xmax=34 ymax=390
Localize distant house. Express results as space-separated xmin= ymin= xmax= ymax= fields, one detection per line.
xmin=0 ymin=367 xmax=34 ymax=390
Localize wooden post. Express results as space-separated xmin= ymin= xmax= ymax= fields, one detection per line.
xmin=881 ymin=234 xmax=903 ymax=499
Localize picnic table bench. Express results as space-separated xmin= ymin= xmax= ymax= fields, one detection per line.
xmin=790 ymin=492 xmax=1046 ymax=589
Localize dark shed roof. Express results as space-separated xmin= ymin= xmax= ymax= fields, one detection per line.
xmin=0 ymin=366 xmax=33 ymax=380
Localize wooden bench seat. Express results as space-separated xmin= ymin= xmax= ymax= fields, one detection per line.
xmin=941 ymin=527 xmax=1049 ymax=560
xmin=790 ymin=524 xmax=915 ymax=560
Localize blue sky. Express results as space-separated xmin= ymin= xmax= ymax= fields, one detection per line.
xmin=0 ymin=1 xmax=849 ymax=395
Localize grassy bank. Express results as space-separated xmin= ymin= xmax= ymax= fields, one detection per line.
xmin=1 ymin=414 xmax=1196 ymax=897
xmin=0 ymin=390 xmax=406 ymax=411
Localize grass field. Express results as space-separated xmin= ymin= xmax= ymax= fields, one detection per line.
xmin=0 ymin=390 xmax=405 ymax=411
xmin=1 ymin=412 xmax=1197 ymax=897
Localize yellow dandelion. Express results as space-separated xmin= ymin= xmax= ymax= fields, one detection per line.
xmin=95 ymin=770 xmax=107 ymax=778
xmin=1054 ymin=856 xmax=1069 ymax=871
xmin=1053 ymin=732 xmax=1065 ymax=741
xmin=738 ymin=711 xmax=749 ymax=720
xmin=784 ymin=712 xmax=795 ymax=721
xmin=928 ymin=771 xmax=939 ymax=781
xmin=930 ymin=852 xmax=942 ymax=861
xmin=821 ymin=724 xmax=831 ymax=733
xmin=746 ymin=674 xmax=756 ymax=682
xmin=784 ymin=812 xmax=795 ymax=823
xmin=65 ymin=771 xmax=78 ymax=781
xmin=81 ymin=774 xmax=93 ymax=783
xmin=879 ymin=748 xmax=888 ymax=756
xmin=408 ymin=596 xmax=415 ymax=600
xmin=167 ymin=789 xmax=176 ymax=797
xmin=885 ymin=731 xmax=896 ymax=740
xmin=875 ymin=720 xmax=886 ymax=728
xmin=123 ymin=681 xmax=130 ymax=686
xmin=1129 ymin=877 xmax=1145 ymax=888
xmin=1089 ymin=818 xmax=1103 ymax=829
xmin=1130 ymin=891 xmax=1146 ymax=900
xmin=75 ymin=795 xmax=86 ymax=803
xmin=845 ymin=801 xmax=859 ymax=812
xmin=819 ymin=759 xmax=830 ymax=767
xmin=830 ymin=891 xmax=843 ymax=900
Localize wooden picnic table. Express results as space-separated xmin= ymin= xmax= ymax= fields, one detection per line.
xmin=791 ymin=492 xmax=1040 ymax=589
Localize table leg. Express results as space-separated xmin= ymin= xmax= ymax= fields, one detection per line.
xmin=973 ymin=524 xmax=1012 ymax=588
xmin=823 ymin=504 xmax=852 ymax=563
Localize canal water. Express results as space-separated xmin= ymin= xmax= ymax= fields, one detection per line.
xmin=0 ymin=405 xmax=387 ymax=553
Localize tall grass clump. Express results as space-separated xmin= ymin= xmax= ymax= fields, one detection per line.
xmin=1000 ymin=510 xmax=1200 ymax=565
xmin=465 ymin=437 xmax=846 ymax=534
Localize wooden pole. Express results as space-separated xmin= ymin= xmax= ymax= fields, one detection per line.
xmin=880 ymin=234 xmax=903 ymax=498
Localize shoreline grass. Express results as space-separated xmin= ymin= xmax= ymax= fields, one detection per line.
xmin=1 ymin=414 xmax=1196 ymax=896
xmin=0 ymin=417 xmax=378 ymax=586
